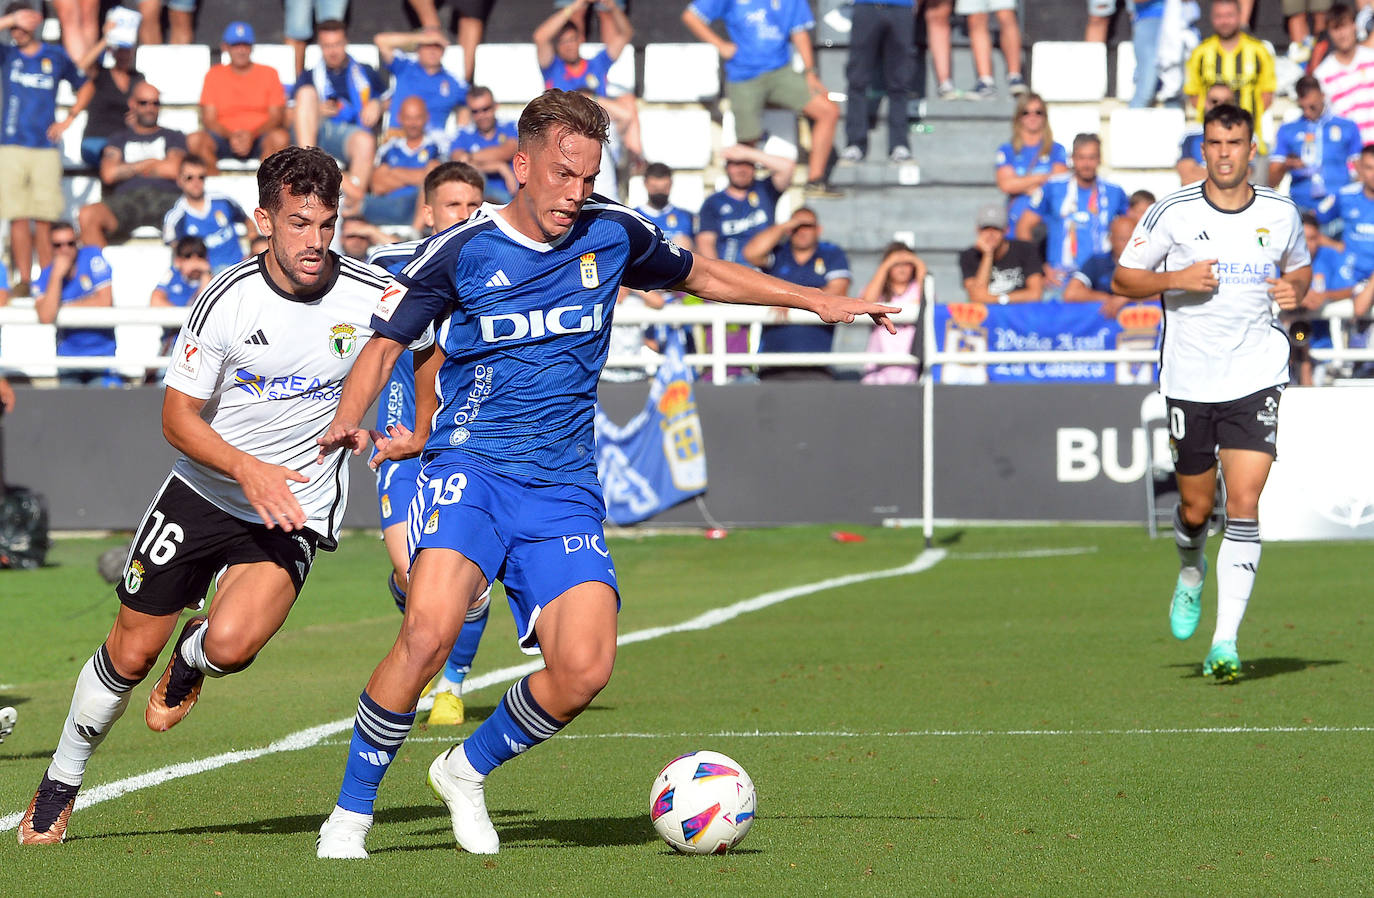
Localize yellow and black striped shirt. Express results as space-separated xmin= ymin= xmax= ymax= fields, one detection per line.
xmin=1184 ymin=33 xmax=1276 ymax=153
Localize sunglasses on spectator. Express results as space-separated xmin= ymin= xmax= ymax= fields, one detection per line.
xmin=51 ymin=240 xmax=77 ymax=248
xmin=469 ymin=104 xmax=495 ymax=114
xmin=181 ymin=173 xmax=206 ymax=181
xmin=134 ymin=98 xmax=161 ymax=107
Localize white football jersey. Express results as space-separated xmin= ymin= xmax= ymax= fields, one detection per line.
xmin=163 ymin=253 xmax=424 ymax=547
xmin=1118 ymin=183 xmax=1310 ymax=403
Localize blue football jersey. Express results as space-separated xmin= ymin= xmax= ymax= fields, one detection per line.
xmin=0 ymin=43 xmax=85 ymax=148
xmin=162 ymin=195 xmax=249 ymax=273
xmin=541 ymin=49 xmax=615 ymax=97
xmin=697 ymin=178 xmax=781 ymax=266
xmin=387 ymin=52 xmax=467 ymax=131
xmin=636 ymin=203 xmax=695 ymax=244
xmin=1338 ymin=183 xmax=1374 ymax=279
xmin=35 ymin=247 xmax=113 ymax=355
xmin=366 ymin=239 xmax=424 ymax=434
xmin=371 ymin=197 xmax=694 ymax=484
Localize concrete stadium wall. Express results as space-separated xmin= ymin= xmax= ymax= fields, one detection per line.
xmin=4 ymin=382 xmax=1157 ymax=531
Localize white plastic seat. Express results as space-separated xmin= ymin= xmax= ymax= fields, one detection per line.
xmin=61 ymin=176 xmax=102 ymax=220
xmin=1046 ymin=105 xmax=1102 ymax=147
xmin=303 ymin=43 xmax=380 ymax=73
xmin=473 ymin=44 xmax=544 ymax=104
xmin=1108 ymin=107 xmax=1186 ymax=168
xmin=115 ymin=323 xmax=164 ymax=378
xmin=581 ymin=43 xmax=635 ymax=98
xmin=1115 ymin=41 xmax=1137 ymax=102
xmin=0 ymin=324 xmax=58 ymax=378
xmin=138 ymin=45 xmax=212 ymax=105
xmin=1031 ymin=42 xmax=1107 ymax=102
xmin=1113 ymin=170 xmax=1183 ymax=200
xmin=440 ymin=46 xmax=467 ymax=82
xmin=642 ymin=43 xmax=720 ymax=103
xmin=104 ymin=243 xmax=172 ymax=308
xmin=221 ymin=42 xmax=297 ymax=87
xmin=639 ymin=108 xmax=712 ymax=170
xmin=59 ymin=110 xmax=88 ymax=169
xmin=157 ymin=106 xmax=201 ymax=136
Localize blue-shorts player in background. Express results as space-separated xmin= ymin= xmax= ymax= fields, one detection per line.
xmin=313 ymin=88 xmax=898 ymax=858
xmin=365 ymin=160 xmax=488 ymax=727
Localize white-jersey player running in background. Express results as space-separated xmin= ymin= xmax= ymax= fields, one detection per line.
xmin=17 ymin=147 xmax=412 ymax=844
xmin=1113 ymin=103 xmax=1311 ymax=682
xmin=365 ymin=161 xmax=489 ymax=726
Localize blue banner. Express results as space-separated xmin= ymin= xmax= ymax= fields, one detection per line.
xmin=595 ymin=331 xmax=708 ymax=525
xmin=933 ymin=301 xmax=1162 ymax=384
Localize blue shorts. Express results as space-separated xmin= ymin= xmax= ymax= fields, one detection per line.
xmin=407 ymin=456 xmax=617 ymax=654
xmin=376 ymin=457 xmax=422 ymax=530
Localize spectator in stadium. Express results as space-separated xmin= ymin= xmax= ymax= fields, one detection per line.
xmin=1110 ymin=189 xmax=1156 ymax=262
xmin=1336 ymin=144 xmax=1374 ymax=284
xmin=860 ymin=241 xmax=925 ymax=385
xmin=137 ymin=0 xmax=195 ymax=46
xmin=0 ymin=3 xmax=88 ymax=299
xmin=1017 ymin=134 xmax=1129 ymax=301
xmin=1313 ymin=4 xmax=1374 ymax=146
xmin=960 ymin=203 xmax=1045 ymax=303
xmin=448 ymin=85 xmax=519 ymax=201
xmin=285 ymin=0 xmax=353 ymax=76
xmin=1184 ymin=0 xmax=1275 ymax=154
xmin=1090 ymin=0 xmax=1166 ymax=107
xmin=364 ymin=96 xmax=446 ymax=229
xmin=407 ymin=0 xmax=489 ymax=85
xmin=841 ymin=0 xmax=916 ymax=163
xmin=742 ymin=206 xmax=851 ymax=380
xmin=51 ymin=0 xmax=98 ymax=63
xmin=535 ymin=0 xmax=643 ymax=167
xmin=682 ymin=0 xmax=841 ymax=195
xmin=959 ymin=0 xmax=1027 ymax=99
xmin=292 ymin=19 xmax=386 ymax=216
xmin=150 ymin=235 xmax=210 ymax=354
xmin=1269 ymin=77 xmax=1361 ymax=227
xmin=33 ymin=221 xmax=119 ymax=387
xmin=187 ymin=22 xmax=291 ymax=176
xmin=923 ymin=0 xmax=958 ymax=99
xmin=1178 ymin=82 xmax=1237 ymax=184
xmin=1293 ymin=211 xmax=1356 ymax=383
xmin=341 ymin=216 xmax=393 ymax=260
xmin=375 ymin=28 xmax=468 ymax=135
xmin=696 ymin=144 xmax=795 ymax=264
xmin=996 ymin=92 xmax=1068 ymax=238
xmin=72 ymin=15 xmax=144 ymax=168
xmin=78 ymin=83 xmax=187 ymax=248
xmin=161 ymin=157 xmax=252 ymax=273
xmin=1285 ymin=0 xmax=1330 ymax=63
xmin=635 ymin=162 xmax=695 ymax=251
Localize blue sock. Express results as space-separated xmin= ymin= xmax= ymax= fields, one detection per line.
xmin=462 ymin=676 xmax=564 ymax=776
xmin=335 ymin=690 xmax=415 ymax=815
xmin=443 ymin=591 xmax=490 ymax=684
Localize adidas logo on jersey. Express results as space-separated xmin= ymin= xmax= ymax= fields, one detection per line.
xmin=244 ymin=329 xmax=269 ymax=345
xmin=484 ymin=270 xmax=512 ymax=288
xmin=1195 ymin=231 xmax=1210 ymax=241
xmin=357 ymin=749 xmax=393 ymax=767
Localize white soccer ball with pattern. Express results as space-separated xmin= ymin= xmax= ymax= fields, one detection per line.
xmin=649 ymin=750 xmax=756 ymax=854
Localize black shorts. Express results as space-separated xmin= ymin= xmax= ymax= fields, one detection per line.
xmin=1167 ymin=385 xmax=1283 ymax=476
xmin=105 ymin=186 xmax=180 ymax=240
xmin=452 ymin=0 xmax=496 ymax=19
xmin=115 ymin=475 xmax=318 ymax=616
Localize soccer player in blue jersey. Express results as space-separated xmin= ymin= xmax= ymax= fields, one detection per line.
xmin=366 ymin=161 xmax=489 ymax=726
xmin=313 ymin=88 xmax=897 ymax=858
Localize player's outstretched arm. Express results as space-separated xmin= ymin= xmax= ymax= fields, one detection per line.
xmin=1112 ymin=258 xmax=1218 ymax=298
xmin=163 ymin=387 xmax=309 ymax=531
xmin=316 ymin=335 xmax=408 ymax=463
xmin=679 ymin=254 xmax=899 ymax=333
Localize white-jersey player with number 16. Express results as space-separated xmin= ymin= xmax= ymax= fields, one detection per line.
xmin=1113 ymin=103 xmax=1311 ymax=682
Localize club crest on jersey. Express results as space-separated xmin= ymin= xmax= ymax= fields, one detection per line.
xmin=125 ymin=559 xmax=144 ymax=594
xmin=424 ymin=509 xmax=440 ymax=535
xmin=329 ymin=323 xmax=357 ymax=359
xmin=580 ymin=252 xmax=599 ymax=289
xmin=1255 ymin=227 xmax=1270 ymax=248
xmin=381 ymin=494 xmax=391 ymax=518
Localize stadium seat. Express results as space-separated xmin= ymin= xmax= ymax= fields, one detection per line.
xmin=1047 ymin=105 xmax=1102 ymax=146
xmin=642 ymin=43 xmax=720 ymax=103
xmin=59 ymin=110 xmax=88 ymax=169
xmin=205 ymin=175 xmax=262 ymax=221
xmin=0 ymin=324 xmax=58 ymax=379
xmin=138 ymin=45 xmax=212 ymax=106
xmin=441 ymin=46 xmax=466 ymax=82
xmin=639 ymin=108 xmax=712 ymax=170
xmin=221 ymin=43 xmax=296 ymax=87
xmin=1031 ymin=42 xmax=1107 ymax=102
xmin=473 ymin=44 xmax=544 ymax=104
xmin=104 ymin=244 xmax=171 ymax=308
xmin=1108 ymin=107 xmax=1185 ymax=169
xmin=157 ymin=106 xmax=200 ymax=136
xmin=303 ymin=43 xmax=381 ymax=73
xmin=61 ymin=176 xmax=102 ymax=221
xmin=114 ymin=323 xmax=163 ymax=379
xmin=1115 ymin=42 xmax=1136 ymax=102
xmin=1112 ymin=170 xmax=1182 ymax=199
xmin=581 ymin=43 xmax=636 ymax=98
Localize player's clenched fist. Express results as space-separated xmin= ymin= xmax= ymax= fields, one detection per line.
xmin=1170 ymin=258 xmax=1220 ymax=293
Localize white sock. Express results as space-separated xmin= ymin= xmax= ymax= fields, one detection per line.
xmin=1213 ymin=520 xmax=1261 ymax=645
xmin=179 ymin=622 xmax=233 ymax=677
xmin=48 ymin=646 xmax=139 ymax=787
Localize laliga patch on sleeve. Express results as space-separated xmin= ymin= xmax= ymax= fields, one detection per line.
xmin=376 ymin=281 xmax=408 ymax=321
xmin=175 ymin=339 xmax=202 ymax=378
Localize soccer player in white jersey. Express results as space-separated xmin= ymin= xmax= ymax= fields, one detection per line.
xmin=312 ymin=89 xmax=897 ymax=858
xmin=17 ymin=147 xmax=408 ymax=844
xmin=365 ymin=161 xmax=489 ymax=726
xmin=1113 ymin=104 xmax=1311 ymax=682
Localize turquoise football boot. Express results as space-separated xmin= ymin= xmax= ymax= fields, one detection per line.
xmin=1169 ymin=559 xmax=1206 ymax=640
xmin=1203 ymin=640 xmax=1240 ymax=682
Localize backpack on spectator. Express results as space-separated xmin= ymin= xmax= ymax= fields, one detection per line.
xmin=0 ymin=486 xmax=50 ymax=570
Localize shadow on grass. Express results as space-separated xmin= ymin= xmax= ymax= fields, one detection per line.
xmin=375 ymin=812 xmax=662 ymax=853
xmin=935 ymin=530 xmax=965 ymax=548
xmin=1167 ymin=657 xmax=1342 ymax=682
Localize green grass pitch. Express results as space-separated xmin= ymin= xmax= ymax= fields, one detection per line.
xmin=1 ymin=525 xmax=1371 ymax=896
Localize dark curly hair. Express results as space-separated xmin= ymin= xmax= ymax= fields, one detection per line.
xmin=1203 ymin=103 xmax=1254 ymax=140
xmin=257 ymin=146 xmax=342 ymax=214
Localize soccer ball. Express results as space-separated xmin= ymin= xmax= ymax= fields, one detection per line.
xmin=649 ymin=750 xmax=756 ymax=854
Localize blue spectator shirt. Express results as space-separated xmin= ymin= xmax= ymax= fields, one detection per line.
xmin=155 ymin=266 xmax=200 ymax=307
xmin=34 ymin=247 xmax=114 ymax=356
xmin=1271 ymin=112 xmax=1361 ymax=223
xmin=697 ymin=177 xmax=782 ymax=265
xmin=1134 ymin=0 xmax=1166 ymax=20
xmin=542 ymin=48 xmax=615 ymax=97
xmin=1337 ymin=182 xmax=1374 ymax=280
xmin=0 ymin=43 xmax=85 ymax=147
xmin=995 ymin=140 xmax=1067 ymax=235
xmin=375 ymin=134 xmax=445 ymax=200
xmin=759 ymin=239 xmax=850 ymax=354
xmin=387 ymin=52 xmax=467 ymax=131
xmin=293 ymin=59 xmax=387 ymax=125
xmin=636 ymin=203 xmax=695 ymax=245
xmin=1312 ymin=243 xmax=1354 ymax=295
xmin=1179 ymin=128 xmax=1204 ymax=167
xmin=162 ymin=195 xmax=250 ymax=273
xmin=1028 ymin=174 xmax=1130 ymax=274
xmin=686 ymin=0 xmax=814 ymax=82
xmin=451 ymin=120 xmax=518 ymax=194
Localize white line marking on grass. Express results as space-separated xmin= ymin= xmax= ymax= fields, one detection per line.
xmin=948 ymin=547 xmax=1098 ymax=560
xmin=1 ymin=548 xmax=946 ymax=833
